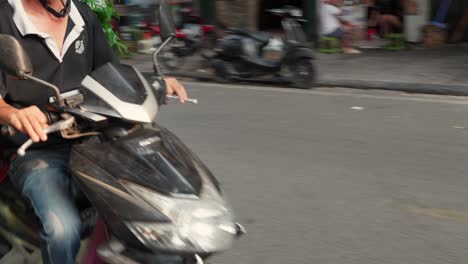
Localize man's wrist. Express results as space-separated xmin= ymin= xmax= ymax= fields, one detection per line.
xmin=6 ymin=109 xmax=18 ymax=126
xmin=1 ymin=107 xmax=19 ymax=126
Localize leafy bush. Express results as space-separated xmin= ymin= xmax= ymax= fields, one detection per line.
xmin=81 ymin=0 xmax=128 ymax=55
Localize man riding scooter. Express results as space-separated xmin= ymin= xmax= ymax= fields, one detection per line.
xmin=0 ymin=0 xmax=187 ymax=263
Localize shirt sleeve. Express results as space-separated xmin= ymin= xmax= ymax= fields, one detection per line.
xmin=90 ymin=11 xmax=119 ymax=70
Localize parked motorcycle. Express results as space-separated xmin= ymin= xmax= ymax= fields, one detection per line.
xmin=210 ymin=6 xmax=316 ymax=89
xmin=0 ymin=1 xmax=244 ymax=264
xmin=144 ymin=4 xmax=218 ymax=71
xmin=158 ymin=23 xmax=217 ymax=71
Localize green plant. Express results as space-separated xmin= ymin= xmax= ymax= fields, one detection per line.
xmin=81 ymin=0 xmax=128 ymax=55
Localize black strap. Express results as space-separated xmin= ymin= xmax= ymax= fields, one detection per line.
xmin=40 ymin=0 xmax=71 ymax=18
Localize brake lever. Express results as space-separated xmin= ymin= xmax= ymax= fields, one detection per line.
xmin=166 ymin=95 xmax=198 ymax=104
xmin=17 ymin=117 xmax=75 ymax=157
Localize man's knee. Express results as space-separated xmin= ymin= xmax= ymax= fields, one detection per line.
xmin=9 ymin=158 xmax=50 ymax=186
xmin=44 ymin=210 xmax=81 ymax=242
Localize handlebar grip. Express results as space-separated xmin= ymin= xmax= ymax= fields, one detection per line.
xmin=267 ymin=9 xmax=284 ymax=15
xmin=46 ymin=111 xmax=60 ymax=124
xmin=0 ymin=111 xmax=58 ymax=137
xmin=16 ymin=117 xmax=75 ymax=157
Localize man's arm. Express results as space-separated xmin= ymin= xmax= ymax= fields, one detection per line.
xmin=0 ymin=73 xmax=47 ymax=142
xmin=0 ymin=99 xmax=17 ymax=125
xmin=326 ymin=4 xmax=349 ymax=25
xmin=0 ymin=99 xmax=48 ymax=142
xmin=326 ymin=4 xmax=342 ymax=16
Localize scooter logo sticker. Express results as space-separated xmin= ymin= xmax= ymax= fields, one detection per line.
xmin=139 ymin=137 xmax=160 ymax=147
xmin=75 ymin=40 xmax=85 ymax=54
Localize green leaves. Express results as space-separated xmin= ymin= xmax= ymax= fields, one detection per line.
xmin=82 ymin=0 xmax=128 ymax=56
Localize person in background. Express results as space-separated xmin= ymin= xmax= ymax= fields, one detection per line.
xmin=367 ymin=0 xmax=403 ymax=36
xmin=320 ymin=0 xmax=361 ymax=54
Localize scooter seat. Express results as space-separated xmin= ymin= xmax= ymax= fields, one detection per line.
xmin=226 ymin=27 xmax=272 ymax=45
xmin=249 ymin=32 xmax=272 ymax=45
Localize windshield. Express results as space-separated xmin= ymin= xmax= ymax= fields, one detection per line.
xmin=90 ymin=63 xmax=147 ymax=104
xmin=80 ymin=63 xmax=158 ymax=123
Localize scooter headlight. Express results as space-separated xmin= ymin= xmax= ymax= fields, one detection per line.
xmin=124 ymin=180 xmax=237 ymax=253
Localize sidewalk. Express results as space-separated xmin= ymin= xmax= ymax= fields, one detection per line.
xmin=317 ymin=43 xmax=468 ymax=95
xmin=122 ymin=43 xmax=468 ymax=95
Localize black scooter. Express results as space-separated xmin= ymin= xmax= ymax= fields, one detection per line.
xmin=210 ymin=6 xmax=316 ymax=89
xmin=0 ymin=1 xmax=244 ymax=263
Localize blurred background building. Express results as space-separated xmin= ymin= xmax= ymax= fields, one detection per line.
xmin=111 ymin=0 xmax=468 ymax=54
xmin=214 ymin=0 xmax=316 ymax=36
xmin=113 ymin=0 xmax=317 ymax=41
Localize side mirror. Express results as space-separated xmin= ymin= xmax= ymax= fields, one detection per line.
xmin=157 ymin=0 xmax=176 ymax=41
xmin=152 ymin=0 xmax=176 ymax=75
xmin=0 ymin=34 xmax=33 ymax=78
xmin=0 ymin=34 xmax=65 ymax=106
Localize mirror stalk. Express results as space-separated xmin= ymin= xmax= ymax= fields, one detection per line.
xmin=152 ymin=36 xmax=174 ymax=76
xmin=25 ymin=74 xmax=64 ymax=107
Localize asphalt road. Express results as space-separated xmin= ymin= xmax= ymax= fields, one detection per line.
xmin=156 ymin=82 xmax=468 ymax=264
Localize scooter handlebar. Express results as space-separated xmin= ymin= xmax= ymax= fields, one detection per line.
xmin=17 ymin=117 xmax=75 ymax=157
xmin=166 ymin=95 xmax=198 ymax=104
xmin=0 ymin=115 xmax=74 ymax=157
xmin=151 ymin=80 xmax=199 ymax=104
xmin=266 ymin=9 xmax=285 ymax=16
xmin=266 ymin=8 xmax=303 ymax=18
xmin=0 ymin=111 xmax=59 ymax=137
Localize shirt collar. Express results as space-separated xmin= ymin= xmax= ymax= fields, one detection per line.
xmin=8 ymin=0 xmax=86 ymax=62
xmin=9 ymin=0 xmax=85 ymax=37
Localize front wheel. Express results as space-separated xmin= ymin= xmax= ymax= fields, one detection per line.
xmin=287 ymin=57 xmax=316 ymax=89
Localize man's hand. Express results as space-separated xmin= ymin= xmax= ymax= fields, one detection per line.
xmin=163 ymin=77 xmax=188 ymax=103
xmin=8 ymin=106 xmax=48 ymax=143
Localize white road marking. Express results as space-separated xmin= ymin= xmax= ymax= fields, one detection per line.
xmin=351 ymin=106 xmax=365 ymax=110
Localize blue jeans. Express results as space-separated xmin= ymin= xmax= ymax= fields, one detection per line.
xmin=329 ymin=27 xmax=344 ymax=38
xmin=8 ymin=145 xmax=81 ymax=264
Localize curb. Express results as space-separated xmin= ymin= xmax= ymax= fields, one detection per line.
xmin=143 ymin=71 xmax=468 ymax=97
xmin=318 ymin=79 xmax=468 ymax=96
